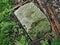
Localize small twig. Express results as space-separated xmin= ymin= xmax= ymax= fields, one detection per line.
xmin=11 ymin=0 xmax=33 ymax=41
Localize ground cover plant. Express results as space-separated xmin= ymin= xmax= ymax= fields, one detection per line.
xmin=0 ymin=0 xmax=60 ymax=45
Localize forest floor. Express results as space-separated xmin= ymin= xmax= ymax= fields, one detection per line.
xmin=0 ymin=0 xmax=60 ymax=45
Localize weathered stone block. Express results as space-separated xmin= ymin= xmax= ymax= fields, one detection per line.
xmin=14 ymin=2 xmax=50 ymax=39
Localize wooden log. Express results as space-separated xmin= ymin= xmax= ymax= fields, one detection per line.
xmin=37 ymin=0 xmax=60 ymax=38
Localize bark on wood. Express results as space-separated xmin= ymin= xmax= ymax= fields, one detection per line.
xmin=37 ymin=0 xmax=60 ymax=38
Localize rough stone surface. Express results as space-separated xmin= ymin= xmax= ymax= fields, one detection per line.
xmin=14 ymin=2 xmax=50 ymax=39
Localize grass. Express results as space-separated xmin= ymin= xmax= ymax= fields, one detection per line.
xmin=0 ymin=0 xmax=60 ymax=45
xmin=0 ymin=0 xmax=29 ymax=45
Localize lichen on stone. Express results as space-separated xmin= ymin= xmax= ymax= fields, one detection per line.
xmin=14 ymin=2 xmax=50 ymax=39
